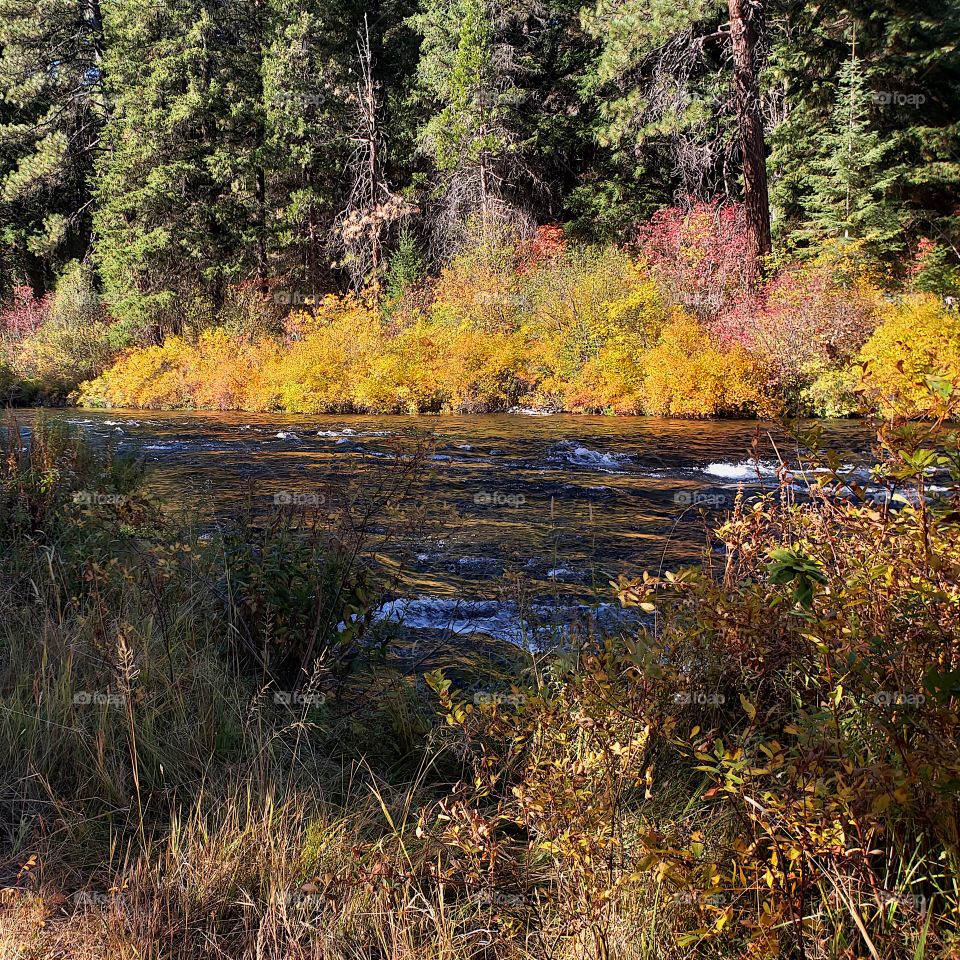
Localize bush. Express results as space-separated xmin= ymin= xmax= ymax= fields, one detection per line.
xmin=715 ymin=241 xmax=883 ymax=406
xmin=638 ymin=315 xmax=770 ymax=417
xmin=799 ymin=363 xmax=861 ymax=417
xmin=423 ymin=412 xmax=960 ymax=958
xmin=222 ymin=512 xmax=374 ymax=684
xmin=1 ymin=265 xmax=117 ymax=400
xmin=0 ymin=415 xmax=153 ymax=590
xmin=859 ymin=294 xmax=960 ymax=418
xmin=637 ymin=199 xmax=755 ymax=322
xmin=269 ymin=296 xmax=383 ymax=412
xmin=0 ymin=284 xmax=51 ymax=340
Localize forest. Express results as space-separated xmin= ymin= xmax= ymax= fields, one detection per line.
xmin=1 ymin=0 xmax=959 ymax=414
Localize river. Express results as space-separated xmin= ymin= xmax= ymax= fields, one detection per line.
xmin=17 ymin=410 xmax=876 ymax=647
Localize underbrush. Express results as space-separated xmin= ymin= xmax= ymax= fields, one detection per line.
xmin=73 ymin=221 xmax=960 ymax=418
xmin=2 ymin=393 xmax=960 ymax=958
xmin=411 ymin=398 xmax=960 ymax=958
xmin=4 ymin=209 xmax=958 ymax=419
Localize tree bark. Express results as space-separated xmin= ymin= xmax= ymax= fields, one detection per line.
xmin=728 ymin=0 xmax=772 ymax=266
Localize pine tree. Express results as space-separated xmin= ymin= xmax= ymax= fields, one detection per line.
xmin=0 ymin=0 xmax=107 ymax=293
xmin=262 ymin=0 xmax=363 ymax=292
xmin=580 ymin=0 xmax=735 ymax=205
xmin=93 ymin=0 xmax=268 ymax=338
xmin=769 ymin=0 xmax=960 ymax=266
xmin=411 ymin=0 xmax=534 ymax=252
xmin=801 ymin=42 xmax=905 ymax=256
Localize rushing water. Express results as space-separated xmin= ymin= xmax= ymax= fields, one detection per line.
xmin=18 ymin=409 xmax=876 ymax=645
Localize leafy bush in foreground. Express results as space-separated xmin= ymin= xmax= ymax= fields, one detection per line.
xmin=419 ymin=404 xmax=960 ymax=958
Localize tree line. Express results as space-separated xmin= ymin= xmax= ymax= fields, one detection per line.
xmin=1 ymin=0 xmax=958 ymax=340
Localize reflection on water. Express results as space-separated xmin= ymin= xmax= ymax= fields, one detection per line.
xmin=19 ymin=410 xmax=876 ymax=644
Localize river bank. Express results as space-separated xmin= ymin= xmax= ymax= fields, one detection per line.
xmin=7 ymin=232 xmax=958 ymax=422
xmin=2 ymin=406 xmax=957 ymax=959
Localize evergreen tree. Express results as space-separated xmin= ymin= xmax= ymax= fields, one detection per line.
xmin=0 ymin=0 xmax=107 ymax=293
xmin=410 ymin=0 xmax=535 ymax=252
xmin=384 ymin=223 xmax=425 ymax=301
xmin=768 ymin=0 xmax=960 ymax=266
xmin=802 ymin=44 xmax=905 ymax=254
xmin=263 ymin=0 xmax=364 ymax=291
xmin=580 ymin=0 xmax=737 ymax=207
xmin=93 ymin=0 xmax=268 ymax=338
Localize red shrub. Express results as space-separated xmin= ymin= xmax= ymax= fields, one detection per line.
xmin=0 ymin=286 xmax=52 ymax=340
xmin=518 ymin=225 xmax=566 ymax=273
xmin=637 ymin=200 xmax=754 ymax=322
xmin=713 ymin=251 xmax=882 ymax=389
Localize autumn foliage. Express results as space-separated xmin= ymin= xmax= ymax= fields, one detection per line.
xmin=2 ymin=206 xmax=956 ymax=419
xmin=80 ymin=225 xmax=776 ymax=416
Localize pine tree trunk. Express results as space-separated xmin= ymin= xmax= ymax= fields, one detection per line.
xmin=728 ymin=0 xmax=771 ymax=266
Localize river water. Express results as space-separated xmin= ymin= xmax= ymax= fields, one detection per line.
xmin=21 ymin=410 xmax=876 ymax=646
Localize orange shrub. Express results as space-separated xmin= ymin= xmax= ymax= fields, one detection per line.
xmin=429 ymin=240 xmax=522 ymax=333
xmin=562 ymin=342 xmax=647 ymax=414
xmin=82 ymin=337 xmax=197 ymax=408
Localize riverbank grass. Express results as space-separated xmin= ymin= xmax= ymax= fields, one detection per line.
xmin=2 ymin=402 xmax=960 ymax=958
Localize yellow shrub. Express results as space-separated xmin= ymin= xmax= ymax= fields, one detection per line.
xmin=360 ymin=321 xmax=451 ymax=413
xmin=858 ymin=294 xmax=960 ymax=418
xmin=639 ymin=314 xmax=769 ymax=417
xmin=357 ymin=321 xmax=525 ymax=413
xmin=440 ymin=326 xmax=528 ymax=412
xmin=429 ymin=242 xmax=521 ymax=333
xmin=269 ymin=299 xmax=383 ymax=413
xmin=83 ymin=337 xmax=195 ymax=409
xmin=80 ymin=295 xmax=386 ymax=413
xmin=564 ymin=342 xmax=647 ymax=414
